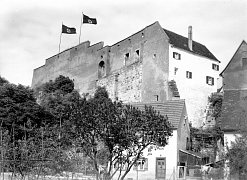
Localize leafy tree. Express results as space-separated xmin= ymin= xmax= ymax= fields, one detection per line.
xmin=226 ymin=133 xmax=247 ymax=180
xmin=208 ymin=92 xmax=223 ymax=119
xmin=69 ymin=87 xmax=173 ymax=180
xmin=35 ymin=75 xmax=84 ymax=175
xmin=0 ymin=78 xmax=53 ymax=178
xmin=0 ymin=75 xmax=9 ymax=86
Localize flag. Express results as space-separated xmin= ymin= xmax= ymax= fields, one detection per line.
xmin=62 ymin=25 xmax=76 ymax=34
xmin=83 ymin=14 xmax=97 ymax=24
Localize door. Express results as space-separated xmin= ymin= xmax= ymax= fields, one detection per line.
xmin=156 ymin=157 xmax=166 ymax=179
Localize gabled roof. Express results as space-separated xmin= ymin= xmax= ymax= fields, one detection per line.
xmin=164 ymin=29 xmax=219 ymax=62
xmin=218 ymin=89 xmax=247 ymax=132
xmin=220 ymin=40 xmax=247 ymax=76
xmin=130 ymin=100 xmax=186 ymax=129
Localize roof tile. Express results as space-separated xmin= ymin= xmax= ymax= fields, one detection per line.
xmin=164 ymin=29 xmax=219 ymax=62
xmin=130 ymin=100 xmax=186 ymax=129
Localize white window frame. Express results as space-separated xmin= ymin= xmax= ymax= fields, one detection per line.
xmin=133 ymin=158 xmax=148 ymax=171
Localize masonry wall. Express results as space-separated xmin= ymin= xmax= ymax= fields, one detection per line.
xmin=168 ymin=45 xmax=219 ymax=127
xmin=32 ymin=22 xmax=170 ymax=104
xmin=32 ymin=41 xmax=104 ymax=95
xmin=223 ymin=41 xmax=247 ymax=90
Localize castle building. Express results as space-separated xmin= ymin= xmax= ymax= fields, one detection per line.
xmin=32 ymin=21 xmax=219 ymax=127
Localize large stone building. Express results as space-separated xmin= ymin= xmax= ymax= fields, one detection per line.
xmin=32 ymin=21 xmax=219 ymax=127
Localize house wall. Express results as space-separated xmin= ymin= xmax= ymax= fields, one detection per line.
xmin=177 ymin=106 xmax=190 ymax=152
xmin=168 ymin=45 xmax=219 ymax=127
xmin=115 ymin=131 xmax=178 ymax=180
xmin=223 ymin=41 xmax=247 ymax=90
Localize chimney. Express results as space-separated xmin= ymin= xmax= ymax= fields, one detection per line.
xmin=188 ymin=26 xmax=193 ymax=51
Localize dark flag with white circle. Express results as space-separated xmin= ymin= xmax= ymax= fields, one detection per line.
xmin=83 ymin=14 xmax=97 ymax=24
xmin=62 ymin=25 xmax=76 ymax=34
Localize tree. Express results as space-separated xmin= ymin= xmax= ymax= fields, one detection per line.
xmin=69 ymin=87 xmax=173 ymax=180
xmin=0 ymin=78 xmax=53 ymax=178
xmin=226 ymin=133 xmax=247 ymax=180
xmin=35 ymin=75 xmax=84 ymax=176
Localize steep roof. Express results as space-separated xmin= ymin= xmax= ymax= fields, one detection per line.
xmin=218 ymin=90 xmax=247 ymax=132
xmin=220 ymin=40 xmax=247 ymax=76
xmin=164 ymin=29 xmax=219 ymax=62
xmin=130 ymin=100 xmax=186 ymax=129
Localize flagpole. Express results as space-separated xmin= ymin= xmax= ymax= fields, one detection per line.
xmin=59 ymin=22 xmax=63 ymax=54
xmin=79 ymin=12 xmax=83 ymax=44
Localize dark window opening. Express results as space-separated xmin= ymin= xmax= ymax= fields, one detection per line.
xmin=173 ymin=52 xmax=181 ymax=60
xmin=212 ymin=63 xmax=219 ymax=71
xmin=98 ymin=61 xmax=106 ymax=78
xmin=124 ymin=53 xmax=130 ymax=65
xmin=186 ymin=71 xmax=192 ymax=79
xmin=206 ymin=76 xmax=214 ymax=86
xmin=174 ymin=67 xmax=178 ymax=75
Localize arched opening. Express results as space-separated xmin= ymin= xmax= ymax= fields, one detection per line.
xmin=98 ymin=61 xmax=106 ymax=78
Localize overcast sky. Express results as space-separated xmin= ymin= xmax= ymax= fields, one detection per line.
xmin=0 ymin=0 xmax=246 ymax=86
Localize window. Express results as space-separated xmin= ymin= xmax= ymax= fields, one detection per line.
xmin=212 ymin=63 xmax=219 ymax=71
xmin=186 ymin=71 xmax=192 ymax=79
xmin=98 ymin=61 xmax=106 ymax=78
xmin=206 ymin=76 xmax=214 ymax=85
xmin=133 ymin=158 xmax=148 ymax=171
xmin=174 ymin=67 xmax=178 ymax=75
xmin=124 ymin=53 xmax=130 ymax=65
xmin=173 ymin=52 xmax=181 ymax=60
xmin=135 ymin=50 xmax=140 ymax=61
xmin=242 ymin=58 xmax=247 ymax=68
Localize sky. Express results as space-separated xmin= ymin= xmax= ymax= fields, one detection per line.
xmin=0 ymin=0 xmax=246 ymax=86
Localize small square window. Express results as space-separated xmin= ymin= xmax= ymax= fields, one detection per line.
xmin=133 ymin=158 xmax=148 ymax=171
xmin=186 ymin=71 xmax=192 ymax=79
xmin=212 ymin=63 xmax=219 ymax=71
xmin=206 ymin=76 xmax=214 ymax=85
xmin=173 ymin=52 xmax=181 ymax=60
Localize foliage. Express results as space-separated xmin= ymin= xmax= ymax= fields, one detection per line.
xmin=226 ymin=133 xmax=247 ymax=179
xmin=0 ymin=75 xmax=9 ymax=86
xmin=36 ymin=75 xmax=74 ymax=96
xmin=190 ymin=126 xmax=224 ymax=161
xmin=208 ymin=92 xmax=223 ymax=119
xmin=0 ymin=78 xmax=54 ymax=178
xmin=69 ymin=86 xmax=173 ymax=180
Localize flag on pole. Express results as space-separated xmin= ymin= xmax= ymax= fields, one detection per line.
xmin=83 ymin=14 xmax=97 ymax=24
xmin=62 ymin=24 xmax=76 ymax=34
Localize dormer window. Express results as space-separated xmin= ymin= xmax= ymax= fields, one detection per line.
xmin=173 ymin=52 xmax=181 ymax=60
xmin=98 ymin=61 xmax=106 ymax=78
xmin=212 ymin=63 xmax=219 ymax=71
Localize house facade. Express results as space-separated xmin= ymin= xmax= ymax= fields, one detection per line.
xmin=115 ymin=100 xmax=200 ymax=180
xmin=219 ymin=40 xmax=247 ymax=141
xmin=219 ymin=40 xmax=247 ymax=180
xmin=32 ymin=21 xmax=219 ymax=127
